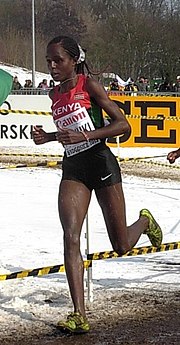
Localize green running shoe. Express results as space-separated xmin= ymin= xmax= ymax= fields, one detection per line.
xmin=140 ymin=209 xmax=163 ymax=247
xmin=57 ymin=312 xmax=90 ymax=334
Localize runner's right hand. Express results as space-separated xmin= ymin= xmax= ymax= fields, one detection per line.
xmin=32 ymin=126 xmax=49 ymax=145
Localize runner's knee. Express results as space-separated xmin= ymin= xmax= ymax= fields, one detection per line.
xmin=113 ymin=242 xmax=131 ymax=256
xmin=64 ymin=230 xmax=80 ymax=253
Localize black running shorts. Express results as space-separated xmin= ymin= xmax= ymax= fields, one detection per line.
xmin=61 ymin=143 xmax=122 ymax=191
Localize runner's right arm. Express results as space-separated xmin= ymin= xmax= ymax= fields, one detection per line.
xmin=32 ymin=126 xmax=57 ymax=145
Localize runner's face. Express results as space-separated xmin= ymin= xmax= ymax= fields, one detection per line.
xmin=46 ymin=43 xmax=76 ymax=82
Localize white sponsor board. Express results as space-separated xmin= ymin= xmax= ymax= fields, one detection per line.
xmin=5 ymin=94 xmax=52 ymax=111
xmin=0 ymin=95 xmax=57 ymax=147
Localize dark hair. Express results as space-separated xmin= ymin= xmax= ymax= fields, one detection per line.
xmin=47 ymin=36 xmax=79 ymax=59
xmin=47 ymin=35 xmax=90 ymax=75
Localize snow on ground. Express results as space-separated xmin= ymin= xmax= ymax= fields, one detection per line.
xmin=0 ymin=62 xmax=179 ymax=342
xmin=0 ymin=148 xmax=179 ymax=324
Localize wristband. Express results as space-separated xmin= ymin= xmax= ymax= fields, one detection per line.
xmin=81 ymin=131 xmax=90 ymax=141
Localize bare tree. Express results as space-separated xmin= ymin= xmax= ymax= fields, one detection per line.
xmin=0 ymin=0 xmax=180 ymax=82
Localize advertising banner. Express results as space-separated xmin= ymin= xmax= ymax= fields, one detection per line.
xmin=106 ymin=92 xmax=180 ymax=148
xmin=0 ymin=93 xmax=179 ymax=148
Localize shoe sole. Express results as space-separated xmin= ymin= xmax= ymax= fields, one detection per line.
xmin=57 ymin=326 xmax=89 ymax=334
xmin=57 ymin=324 xmax=90 ymax=334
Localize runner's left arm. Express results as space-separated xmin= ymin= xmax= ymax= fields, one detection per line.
xmin=85 ymin=77 xmax=131 ymax=141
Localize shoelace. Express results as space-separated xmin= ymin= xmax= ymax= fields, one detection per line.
xmin=67 ymin=312 xmax=82 ymax=323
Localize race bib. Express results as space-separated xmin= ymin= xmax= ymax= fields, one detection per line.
xmin=54 ymin=107 xmax=100 ymax=157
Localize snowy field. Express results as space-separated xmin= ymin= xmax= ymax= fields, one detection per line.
xmin=0 ymin=61 xmax=179 ymax=343
xmin=0 ymin=145 xmax=179 ymax=344
xmin=0 ymin=149 xmax=179 ymax=284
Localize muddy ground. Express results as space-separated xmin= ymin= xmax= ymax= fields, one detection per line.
xmin=1 ymin=289 xmax=180 ymax=345
xmin=0 ymin=148 xmax=179 ymax=344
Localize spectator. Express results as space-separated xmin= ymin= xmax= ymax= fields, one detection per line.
xmin=153 ymin=82 xmax=159 ymax=92
xmin=124 ymin=80 xmax=138 ymax=94
xmin=167 ymin=148 xmax=180 ymax=164
xmin=38 ymin=78 xmax=48 ymax=90
xmin=174 ymin=76 xmax=180 ymax=93
xmin=38 ymin=78 xmax=49 ymax=94
xmin=158 ymin=80 xmax=173 ymax=92
xmin=136 ymin=77 xmax=148 ymax=92
xmin=110 ymin=79 xmax=119 ymax=91
xmin=12 ymin=76 xmax=22 ymax=91
xmin=23 ymin=79 xmax=33 ymax=94
xmin=144 ymin=78 xmax=150 ymax=91
xmin=24 ymin=79 xmax=33 ymax=88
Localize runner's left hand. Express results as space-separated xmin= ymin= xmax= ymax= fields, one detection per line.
xmin=56 ymin=128 xmax=86 ymax=144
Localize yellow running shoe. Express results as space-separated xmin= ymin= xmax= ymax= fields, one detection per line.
xmin=57 ymin=312 xmax=90 ymax=334
xmin=140 ymin=209 xmax=163 ymax=247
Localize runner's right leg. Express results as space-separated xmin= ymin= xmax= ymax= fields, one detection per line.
xmin=57 ymin=180 xmax=91 ymax=331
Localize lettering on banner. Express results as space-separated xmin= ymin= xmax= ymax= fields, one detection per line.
xmin=0 ymin=124 xmax=34 ymax=139
xmin=135 ymin=101 xmax=176 ymax=117
xmin=134 ymin=101 xmax=176 ymax=144
xmin=106 ymin=100 xmax=131 ymax=145
xmin=135 ymin=119 xmax=176 ymax=143
xmin=107 ymin=99 xmax=177 ymax=145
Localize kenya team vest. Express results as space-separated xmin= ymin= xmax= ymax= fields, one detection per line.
xmin=51 ymin=74 xmax=104 ymax=157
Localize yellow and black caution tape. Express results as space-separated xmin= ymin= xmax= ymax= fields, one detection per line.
xmin=0 ymin=108 xmax=51 ymax=116
xmin=117 ymin=154 xmax=167 ymax=162
xmin=1 ymin=155 xmax=179 ymax=170
xmin=0 ymin=264 xmax=65 ymax=280
xmin=0 ymin=153 xmax=167 ymax=160
xmin=125 ymin=115 xmax=180 ymax=121
xmin=0 ymin=161 xmax=62 ymax=170
xmin=0 ymin=108 xmax=180 ymax=121
xmin=0 ymin=241 xmax=179 ymax=281
xmin=0 ymin=152 xmax=63 ymax=158
xmin=87 ymin=241 xmax=180 ymax=261
xmin=0 ymin=260 xmax=91 ymax=281
xmin=132 ymin=159 xmax=180 ymax=169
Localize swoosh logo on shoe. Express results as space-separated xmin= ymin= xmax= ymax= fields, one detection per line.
xmin=101 ymin=173 xmax=112 ymax=181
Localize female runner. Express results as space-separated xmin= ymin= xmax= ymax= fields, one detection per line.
xmin=32 ymin=36 xmax=162 ymax=334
